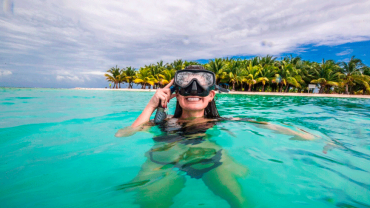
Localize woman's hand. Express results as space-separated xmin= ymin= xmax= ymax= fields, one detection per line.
xmin=131 ymin=79 xmax=176 ymax=128
xmin=147 ymin=79 xmax=176 ymax=109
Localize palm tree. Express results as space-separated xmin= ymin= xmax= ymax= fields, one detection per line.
xmin=339 ymin=56 xmax=364 ymax=94
xmin=259 ymin=55 xmax=277 ymax=67
xmin=171 ymin=59 xmax=184 ymax=71
xmin=105 ymin=65 xmax=120 ymax=89
xmin=220 ymin=59 xmax=245 ymax=91
xmin=147 ymin=64 xmax=163 ymax=89
xmin=124 ymin=67 xmax=136 ymax=88
xmin=353 ymin=74 xmax=370 ymax=94
xmin=310 ymin=60 xmax=341 ymax=93
xmin=104 ymin=57 xmax=369 ymax=94
xmin=363 ymin=66 xmax=370 ymax=76
xmin=274 ymin=61 xmax=301 ymax=92
xmin=183 ymin=60 xmax=200 ymax=68
xmin=257 ymin=65 xmax=276 ymax=92
xmin=159 ymin=69 xmax=176 ymax=86
xmin=244 ymin=61 xmax=260 ymax=91
xmin=118 ymin=69 xmax=126 ymax=88
xmin=250 ymin=56 xmax=260 ymax=66
xmin=206 ymin=58 xmax=225 ymax=85
xmin=134 ymin=67 xmax=155 ymax=89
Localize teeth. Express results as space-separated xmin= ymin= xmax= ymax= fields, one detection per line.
xmin=187 ymin=97 xmax=200 ymax=101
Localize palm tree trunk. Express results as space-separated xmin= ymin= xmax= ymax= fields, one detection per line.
xmin=262 ymin=84 xmax=265 ymax=92
xmin=119 ymin=83 xmax=121 ymax=88
xmin=345 ymin=84 xmax=349 ymax=94
xmin=248 ymin=84 xmax=252 ymax=91
xmin=319 ymin=85 xmax=325 ymax=93
xmin=232 ymin=82 xmax=235 ymax=91
xmin=285 ymin=84 xmax=290 ymax=92
xmin=279 ymin=84 xmax=283 ymax=92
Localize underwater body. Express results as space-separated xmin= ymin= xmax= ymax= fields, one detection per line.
xmin=0 ymin=88 xmax=370 ymax=207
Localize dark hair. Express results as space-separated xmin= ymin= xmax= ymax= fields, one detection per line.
xmin=173 ymin=65 xmax=220 ymax=119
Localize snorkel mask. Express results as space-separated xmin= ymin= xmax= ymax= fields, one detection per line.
xmin=155 ymin=65 xmax=228 ymax=124
xmin=174 ymin=65 xmax=228 ymax=97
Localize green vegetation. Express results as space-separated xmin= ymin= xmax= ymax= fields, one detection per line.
xmin=105 ymin=55 xmax=370 ymax=95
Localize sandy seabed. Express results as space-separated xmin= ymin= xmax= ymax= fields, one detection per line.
xmin=74 ymin=88 xmax=370 ymax=99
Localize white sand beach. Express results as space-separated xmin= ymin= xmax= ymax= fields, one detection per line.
xmin=74 ymin=88 xmax=370 ymax=99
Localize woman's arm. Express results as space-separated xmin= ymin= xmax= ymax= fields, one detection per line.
xmin=131 ymin=104 xmax=157 ymax=128
xmin=115 ymin=123 xmax=153 ymax=137
xmin=131 ymin=79 xmax=175 ymax=128
xmin=228 ymin=118 xmax=318 ymax=140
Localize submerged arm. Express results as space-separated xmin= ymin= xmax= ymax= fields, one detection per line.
xmin=115 ymin=122 xmax=154 ymax=137
xmin=229 ymin=118 xmax=318 ymax=140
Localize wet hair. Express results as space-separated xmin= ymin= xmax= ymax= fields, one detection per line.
xmin=173 ymin=65 xmax=220 ymax=119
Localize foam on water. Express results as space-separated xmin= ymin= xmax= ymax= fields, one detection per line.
xmin=0 ymin=88 xmax=369 ymax=207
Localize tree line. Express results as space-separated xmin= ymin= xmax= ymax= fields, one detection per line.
xmin=104 ymin=55 xmax=370 ymax=95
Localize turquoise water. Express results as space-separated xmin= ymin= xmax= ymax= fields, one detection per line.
xmin=1 ymin=88 xmax=370 ymax=207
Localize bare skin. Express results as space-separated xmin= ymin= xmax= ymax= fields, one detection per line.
xmin=131 ymin=79 xmax=176 ymax=128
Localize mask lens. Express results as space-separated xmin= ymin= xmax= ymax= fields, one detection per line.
xmin=176 ymin=71 xmax=214 ymax=88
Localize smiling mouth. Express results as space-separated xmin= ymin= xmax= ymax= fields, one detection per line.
xmin=186 ymin=97 xmax=201 ymax=102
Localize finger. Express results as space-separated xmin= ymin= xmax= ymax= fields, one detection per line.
xmin=163 ymin=94 xmax=169 ymax=108
xmin=159 ymin=94 xmax=166 ymax=107
xmin=164 ymin=79 xmax=174 ymax=89
xmin=162 ymin=88 xmax=171 ymax=95
xmin=162 ymin=97 xmax=167 ymax=108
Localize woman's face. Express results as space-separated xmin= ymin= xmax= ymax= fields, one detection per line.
xmin=176 ymin=90 xmax=215 ymax=111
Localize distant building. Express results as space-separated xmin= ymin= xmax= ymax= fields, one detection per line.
xmin=308 ymin=84 xmax=319 ymax=93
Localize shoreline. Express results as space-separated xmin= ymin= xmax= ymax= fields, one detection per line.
xmin=74 ymin=88 xmax=370 ymax=99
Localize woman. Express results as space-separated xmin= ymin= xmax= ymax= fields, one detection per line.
xmin=116 ymin=65 xmax=316 ymax=208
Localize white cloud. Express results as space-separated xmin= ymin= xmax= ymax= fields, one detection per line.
xmin=0 ymin=70 xmax=12 ymax=76
xmin=0 ymin=0 xmax=370 ymax=87
xmin=56 ymin=75 xmax=84 ymax=82
xmin=81 ymin=71 xmax=106 ymax=76
xmin=336 ymin=49 xmax=353 ymax=56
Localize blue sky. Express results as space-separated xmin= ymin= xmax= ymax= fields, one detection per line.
xmin=197 ymin=41 xmax=370 ymax=65
xmin=1 ymin=0 xmax=370 ymax=88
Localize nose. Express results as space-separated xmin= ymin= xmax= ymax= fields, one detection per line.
xmin=191 ymin=81 xmax=197 ymax=93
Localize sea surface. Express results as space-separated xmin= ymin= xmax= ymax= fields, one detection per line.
xmin=1 ymin=88 xmax=370 ymax=208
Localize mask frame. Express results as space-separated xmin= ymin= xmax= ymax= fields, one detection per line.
xmin=174 ymin=69 xmax=216 ymax=97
